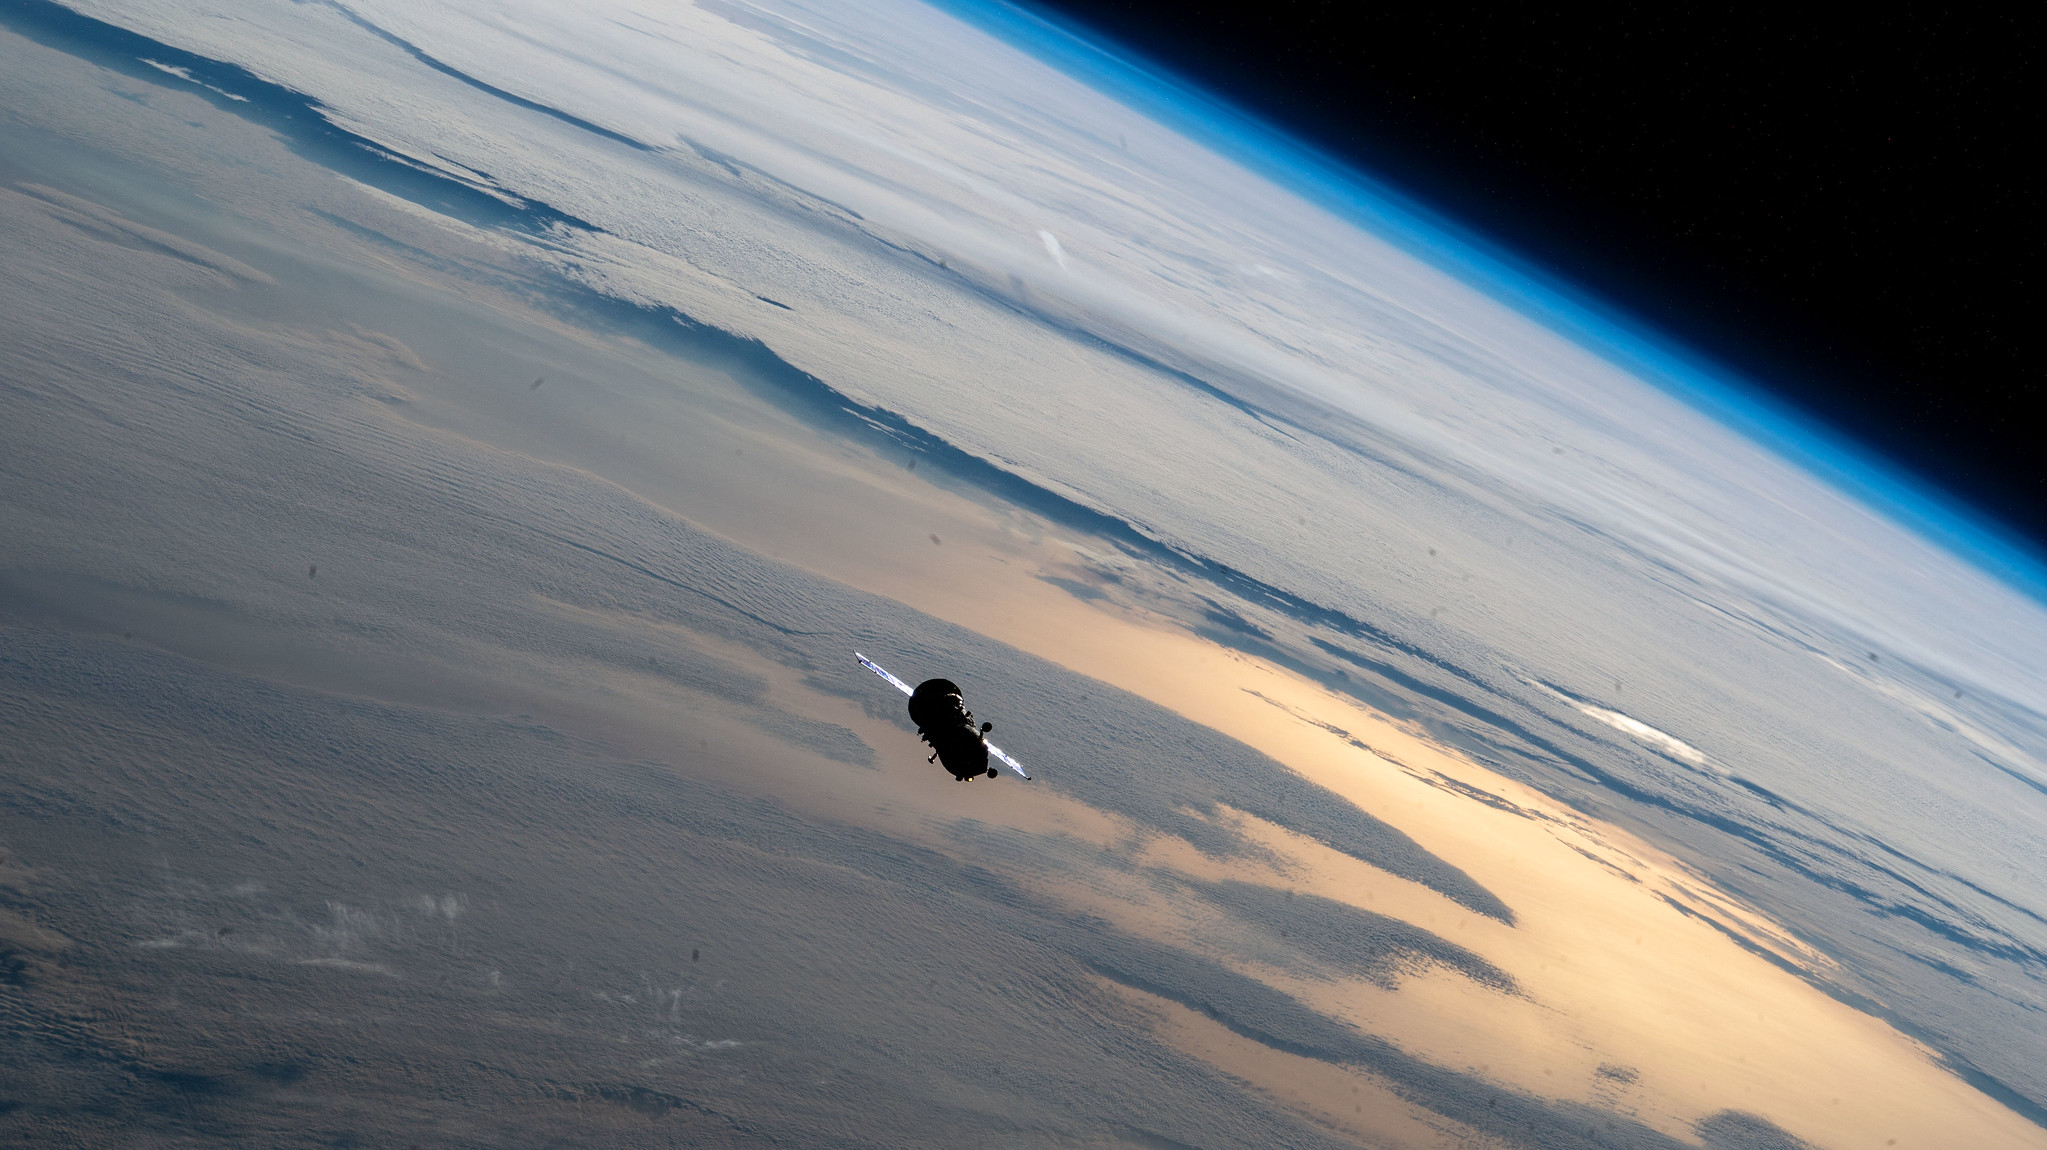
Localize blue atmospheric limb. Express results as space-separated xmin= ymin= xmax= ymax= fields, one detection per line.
xmin=940 ymin=0 xmax=2047 ymax=604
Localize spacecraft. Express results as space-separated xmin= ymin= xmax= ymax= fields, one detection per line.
xmin=857 ymin=653 xmax=1032 ymax=781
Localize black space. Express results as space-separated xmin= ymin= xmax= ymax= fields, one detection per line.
xmin=1019 ymin=1 xmax=2041 ymax=550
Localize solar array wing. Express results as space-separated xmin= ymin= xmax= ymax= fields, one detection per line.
xmin=856 ymin=652 xmax=915 ymax=696
xmin=986 ymin=742 xmax=1032 ymax=780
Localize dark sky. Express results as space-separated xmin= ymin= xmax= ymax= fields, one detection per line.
xmin=1021 ymin=1 xmax=2042 ymax=551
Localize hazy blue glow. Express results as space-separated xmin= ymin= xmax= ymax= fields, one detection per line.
xmin=946 ymin=0 xmax=2047 ymax=602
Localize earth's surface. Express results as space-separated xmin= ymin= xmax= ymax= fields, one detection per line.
xmin=2 ymin=2 xmax=2043 ymax=1148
